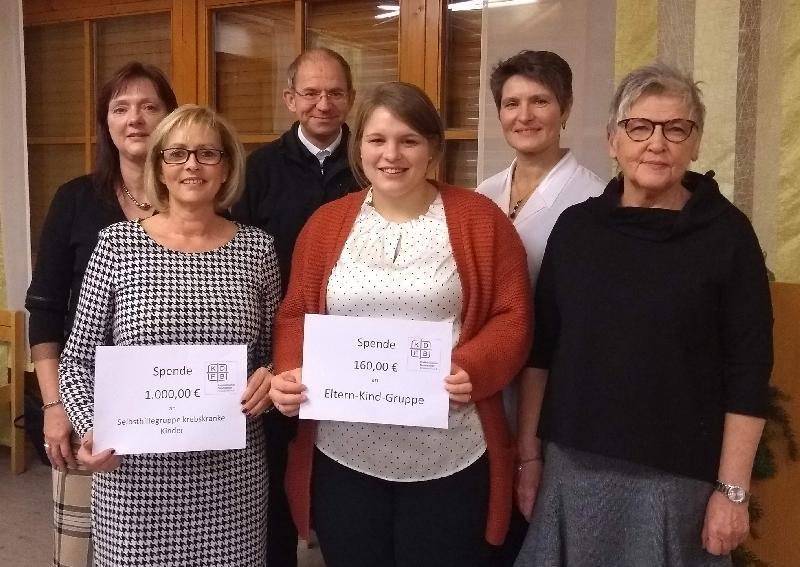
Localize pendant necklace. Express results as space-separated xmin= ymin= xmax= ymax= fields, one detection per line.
xmin=509 ymin=178 xmax=535 ymax=220
xmin=509 ymin=196 xmax=527 ymax=219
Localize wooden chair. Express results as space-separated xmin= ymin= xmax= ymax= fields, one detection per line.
xmin=0 ymin=310 xmax=26 ymax=473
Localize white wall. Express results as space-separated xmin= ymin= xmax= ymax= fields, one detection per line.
xmin=0 ymin=0 xmax=31 ymax=310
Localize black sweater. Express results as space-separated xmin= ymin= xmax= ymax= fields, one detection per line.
xmin=25 ymin=175 xmax=124 ymax=347
xmin=231 ymin=123 xmax=361 ymax=293
xmin=531 ymin=171 xmax=773 ymax=483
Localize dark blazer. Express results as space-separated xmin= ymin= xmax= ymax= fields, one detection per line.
xmin=231 ymin=122 xmax=361 ymax=293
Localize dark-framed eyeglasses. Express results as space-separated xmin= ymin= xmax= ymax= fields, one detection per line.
xmin=292 ymin=89 xmax=348 ymax=104
xmin=160 ymin=148 xmax=225 ymax=165
xmin=617 ymin=118 xmax=697 ymax=143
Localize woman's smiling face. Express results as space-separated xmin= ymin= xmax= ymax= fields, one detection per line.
xmin=498 ymin=75 xmax=567 ymax=158
xmin=158 ymin=124 xmax=229 ymax=209
xmin=359 ymin=106 xmax=433 ymax=201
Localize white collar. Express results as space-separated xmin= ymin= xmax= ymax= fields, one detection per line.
xmin=506 ymin=150 xmax=578 ymax=209
xmin=297 ymin=126 xmax=343 ymax=164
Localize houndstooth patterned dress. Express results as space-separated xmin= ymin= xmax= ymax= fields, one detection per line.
xmin=59 ymin=220 xmax=280 ymax=567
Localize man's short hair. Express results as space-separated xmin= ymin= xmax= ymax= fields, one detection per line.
xmin=286 ymin=48 xmax=354 ymax=92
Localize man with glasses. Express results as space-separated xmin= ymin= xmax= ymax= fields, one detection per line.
xmin=233 ymin=47 xmax=358 ymax=291
xmin=231 ymin=47 xmax=359 ymax=567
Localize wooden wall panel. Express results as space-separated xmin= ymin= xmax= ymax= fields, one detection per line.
xmin=170 ymin=0 xmax=198 ymax=103
xmin=748 ymin=283 xmax=800 ymax=565
xmin=398 ymin=0 xmax=426 ymax=86
xmin=24 ymin=0 xmax=172 ymax=25
xmin=24 ymin=23 xmax=85 ymax=138
xmin=423 ymin=0 xmax=443 ymax=104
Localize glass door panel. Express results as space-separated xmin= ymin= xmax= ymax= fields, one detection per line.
xmin=95 ymin=13 xmax=172 ymax=90
xmin=212 ymin=3 xmax=296 ymax=136
xmin=444 ymin=3 xmax=481 ymax=129
xmin=24 ymin=23 xmax=85 ymax=138
xmin=307 ymin=0 xmax=399 ymax=105
xmin=443 ymin=139 xmax=478 ymax=188
xmin=441 ymin=1 xmax=481 ymax=186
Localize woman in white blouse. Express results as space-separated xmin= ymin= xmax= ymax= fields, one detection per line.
xmin=475 ymin=50 xmax=605 ymax=565
xmin=269 ymin=82 xmax=532 ymax=567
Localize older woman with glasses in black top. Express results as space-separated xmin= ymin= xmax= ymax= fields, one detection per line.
xmin=515 ymin=63 xmax=773 ymax=567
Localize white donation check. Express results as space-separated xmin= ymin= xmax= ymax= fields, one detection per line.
xmin=300 ymin=314 xmax=452 ymax=428
xmin=93 ymin=344 xmax=247 ymax=455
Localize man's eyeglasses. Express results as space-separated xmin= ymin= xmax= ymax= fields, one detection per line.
xmin=292 ymin=89 xmax=348 ymax=104
xmin=617 ymin=118 xmax=697 ymax=143
xmin=160 ymin=148 xmax=225 ymax=165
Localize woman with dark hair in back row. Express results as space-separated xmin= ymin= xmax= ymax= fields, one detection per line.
xmin=25 ymin=61 xmax=177 ymax=566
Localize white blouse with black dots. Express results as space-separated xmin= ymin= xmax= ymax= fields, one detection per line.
xmin=315 ymin=191 xmax=487 ymax=482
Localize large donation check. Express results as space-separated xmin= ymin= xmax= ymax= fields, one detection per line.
xmin=92 ymin=344 xmax=247 ymax=455
xmin=300 ymin=314 xmax=452 ymax=429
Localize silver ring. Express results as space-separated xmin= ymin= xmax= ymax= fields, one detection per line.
xmin=44 ymin=442 xmax=50 ymax=449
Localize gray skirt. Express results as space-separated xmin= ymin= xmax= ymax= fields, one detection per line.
xmin=514 ymin=443 xmax=733 ymax=567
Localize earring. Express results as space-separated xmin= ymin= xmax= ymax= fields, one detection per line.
xmin=561 ymin=122 xmax=567 ymax=130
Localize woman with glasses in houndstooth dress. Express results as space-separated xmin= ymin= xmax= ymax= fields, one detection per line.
xmin=59 ymin=105 xmax=280 ymax=566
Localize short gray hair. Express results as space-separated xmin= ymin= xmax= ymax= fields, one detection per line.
xmin=607 ymin=63 xmax=705 ymax=135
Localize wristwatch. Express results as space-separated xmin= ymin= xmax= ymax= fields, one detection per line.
xmin=714 ymin=480 xmax=750 ymax=504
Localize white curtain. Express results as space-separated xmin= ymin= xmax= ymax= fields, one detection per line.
xmin=0 ymin=0 xmax=31 ymax=311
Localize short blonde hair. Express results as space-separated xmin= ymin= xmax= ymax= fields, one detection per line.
xmin=144 ymin=104 xmax=245 ymax=213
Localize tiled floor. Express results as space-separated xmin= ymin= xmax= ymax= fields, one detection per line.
xmin=0 ymin=443 xmax=324 ymax=566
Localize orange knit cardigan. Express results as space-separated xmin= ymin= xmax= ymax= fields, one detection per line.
xmin=273 ymin=183 xmax=532 ymax=545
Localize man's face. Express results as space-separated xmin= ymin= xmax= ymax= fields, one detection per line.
xmin=283 ymin=56 xmax=355 ymax=148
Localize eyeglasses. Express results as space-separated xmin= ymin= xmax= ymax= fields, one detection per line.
xmin=160 ymin=148 xmax=225 ymax=165
xmin=292 ymin=89 xmax=349 ymax=104
xmin=617 ymin=118 xmax=697 ymax=143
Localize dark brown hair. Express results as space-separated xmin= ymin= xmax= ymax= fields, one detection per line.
xmin=94 ymin=61 xmax=178 ymax=201
xmin=348 ymin=82 xmax=444 ymax=187
xmin=489 ymin=50 xmax=573 ymax=114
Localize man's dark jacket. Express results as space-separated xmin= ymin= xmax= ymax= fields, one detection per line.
xmin=232 ymin=122 xmax=361 ymax=292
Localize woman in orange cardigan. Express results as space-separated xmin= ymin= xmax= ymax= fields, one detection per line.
xmin=270 ymin=82 xmax=531 ymax=567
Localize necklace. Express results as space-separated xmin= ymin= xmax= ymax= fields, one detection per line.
xmin=509 ymin=196 xmax=527 ymax=219
xmin=509 ymin=168 xmax=541 ymax=219
xmin=122 ymin=182 xmax=151 ymax=210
